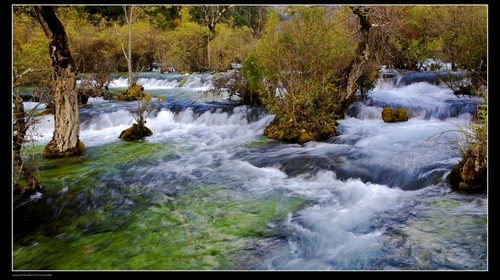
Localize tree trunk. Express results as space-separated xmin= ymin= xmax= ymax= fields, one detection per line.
xmin=124 ymin=5 xmax=135 ymax=86
xmin=202 ymin=5 xmax=233 ymax=70
xmin=338 ymin=6 xmax=372 ymax=114
xmin=13 ymin=93 xmax=41 ymax=196
xmin=33 ymin=6 xmax=85 ymax=158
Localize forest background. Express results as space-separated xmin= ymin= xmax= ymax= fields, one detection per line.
xmin=12 ymin=5 xmax=487 ymax=198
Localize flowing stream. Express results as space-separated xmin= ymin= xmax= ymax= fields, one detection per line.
xmin=13 ymin=70 xmax=487 ymax=271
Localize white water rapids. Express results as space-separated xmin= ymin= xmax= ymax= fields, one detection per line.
xmin=20 ymin=70 xmax=487 ymax=270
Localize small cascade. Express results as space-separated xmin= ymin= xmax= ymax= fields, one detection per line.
xmin=15 ymin=70 xmax=486 ymax=271
xmin=109 ymin=72 xmax=214 ymax=90
xmin=347 ymin=69 xmax=482 ymax=121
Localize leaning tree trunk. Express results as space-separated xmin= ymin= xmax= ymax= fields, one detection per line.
xmin=338 ymin=6 xmax=372 ymax=114
xmin=33 ymin=6 xmax=85 ymax=158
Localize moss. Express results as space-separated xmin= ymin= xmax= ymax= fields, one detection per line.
xmin=114 ymin=84 xmax=145 ymax=101
xmin=298 ymin=131 xmax=314 ymax=143
xmin=393 ymin=108 xmax=408 ymax=121
xmin=264 ymin=120 xmax=336 ymax=143
xmin=382 ymin=107 xmax=408 ymax=123
xmin=381 ymin=107 xmax=394 ymax=122
xmin=178 ymin=77 xmax=188 ymax=87
xmin=42 ymin=140 xmax=85 ymax=159
xmin=119 ymin=123 xmax=153 ymax=141
xmin=317 ymin=122 xmax=337 ymax=140
xmin=447 ymin=154 xmax=487 ymax=192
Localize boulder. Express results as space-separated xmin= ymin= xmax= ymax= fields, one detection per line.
xmin=381 ymin=107 xmax=394 ymax=122
xmin=447 ymin=151 xmax=487 ymax=192
xmin=393 ymin=108 xmax=408 ymax=122
xmin=381 ymin=107 xmax=408 ymax=123
xmin=119 ymin=123 xmax=153 ymax=141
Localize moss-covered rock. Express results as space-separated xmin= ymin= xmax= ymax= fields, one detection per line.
xmin=298 ymin=131 xmax=314 ymax=143
xmin=381 ymin=107 xmax=408 ymax=123
xmin=381 ymin=107 xmax=394 ymax=122
xmin=115 ymin=84 xmax=145 ymax=101
xmin=393 ymin=108 xmax=408 ymax=122
xmin=42 ymin=140 xmax=86 ymax=158
xmin=263 ymin=118 xmax=337 ymax=143
xmin=447 ymin=151 xmax=487 ymax=192
xmin=178 ymin=77 xmax=188 ymax=87
xmin=119 ymin=123 xmax=153 ymax=141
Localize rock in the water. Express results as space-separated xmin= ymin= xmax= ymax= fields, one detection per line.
xmin=119 ymin=123 xmax=153 ymax=141
xmin=381 ymin=107 xmax=408 ymax=123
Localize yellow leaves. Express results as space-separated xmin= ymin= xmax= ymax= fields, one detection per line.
xmin=179 ymin=6 xmax=192 ymax=23
xmin=144 ymin=93 xmax=152 ymax=103
xmin=255 ymin=7 xmax=354 ymax=137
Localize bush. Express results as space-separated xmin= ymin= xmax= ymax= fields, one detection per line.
xmin=447 ymin=92 xmax=487 ymax=192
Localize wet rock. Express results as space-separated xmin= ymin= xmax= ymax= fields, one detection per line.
xmin=119 ymin=123 xmax=153 ymax=141
xmin=381 ymin=107 xmax=408 ymax=123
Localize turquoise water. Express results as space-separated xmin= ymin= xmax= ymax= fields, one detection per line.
xmin=13 ymin=72 xmax=487 ymax=271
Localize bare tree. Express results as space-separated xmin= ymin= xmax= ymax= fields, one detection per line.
xmin=124 ymin=5 xmax=135 ymax=86
xmin=33 ymin=6 xmax=85 ymax=158
xmin=115 ymin=5 xmax=145 ymax=87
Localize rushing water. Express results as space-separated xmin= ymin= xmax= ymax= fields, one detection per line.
xmin=13 ymin=70 xmax=487 ymax=271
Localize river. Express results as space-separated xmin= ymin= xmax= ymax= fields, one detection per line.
xmin=13 ymin=70 xmax=487 ymax=271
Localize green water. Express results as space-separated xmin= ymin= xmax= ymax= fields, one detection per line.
xmin=13 ymin=141 xmax=309 ymax=270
